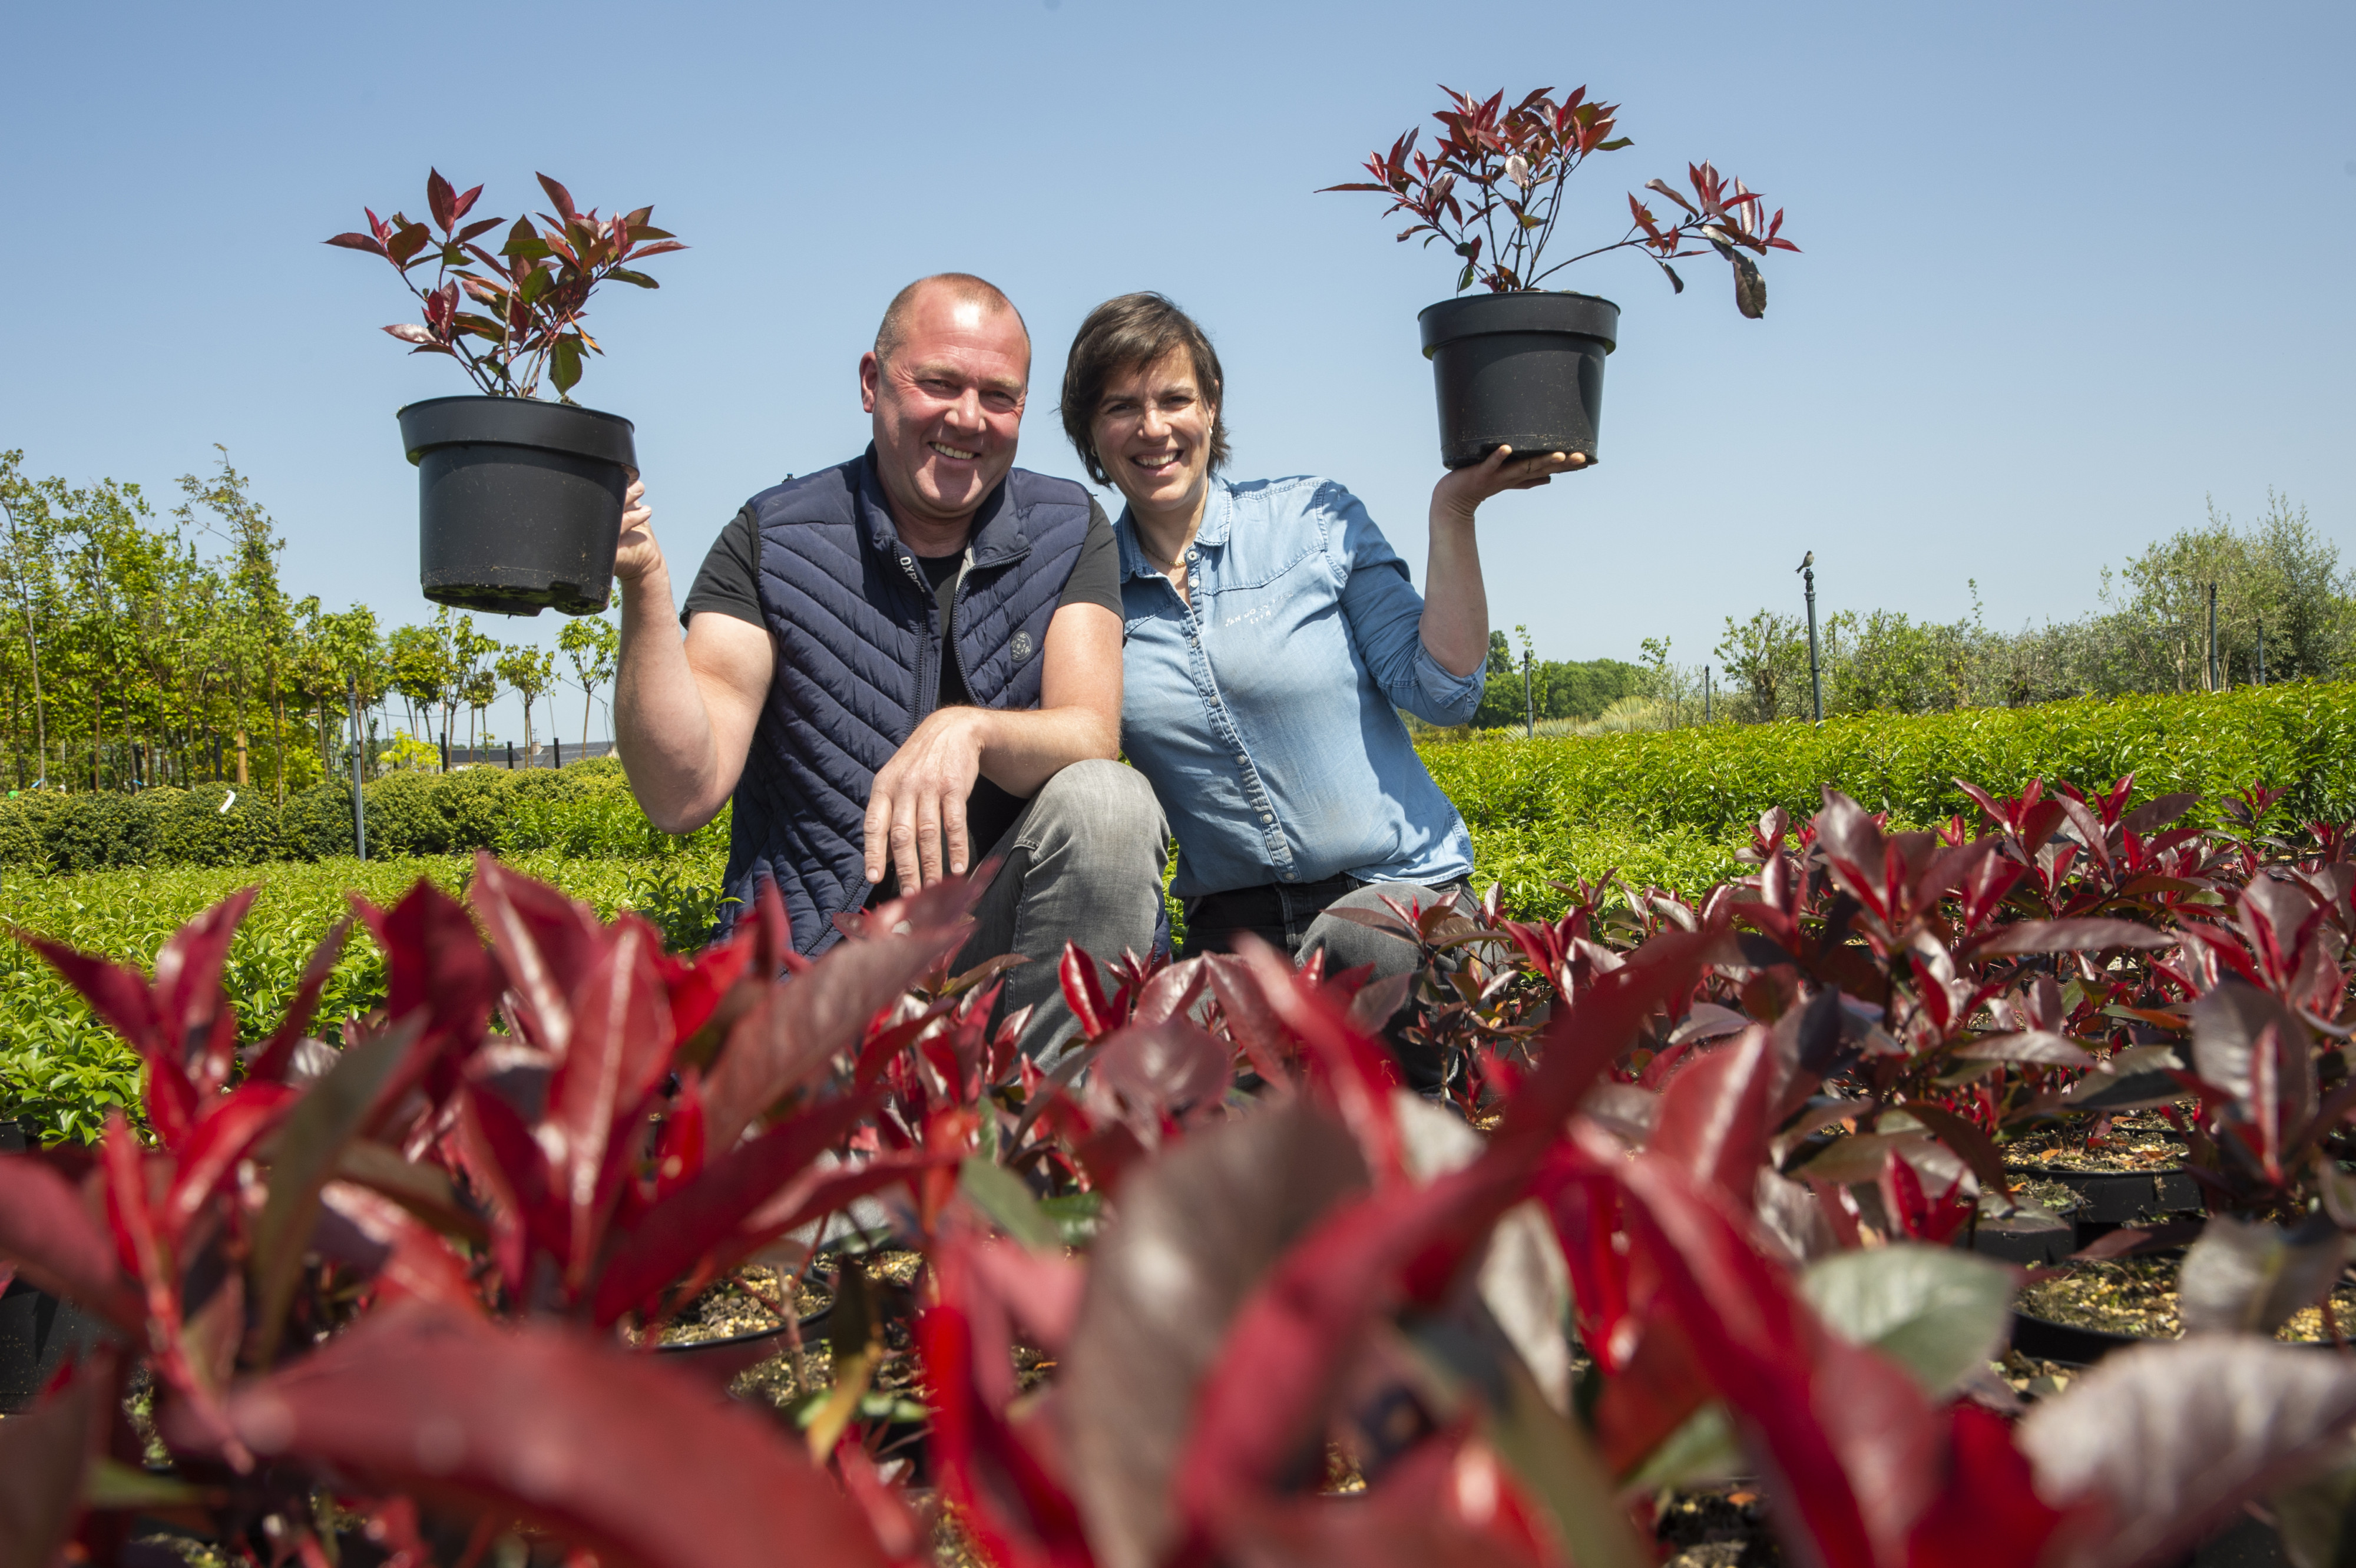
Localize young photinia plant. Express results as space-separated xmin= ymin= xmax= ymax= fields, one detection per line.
xmin=5 ymin=773 xmax=2356 ymax=1568
xmin=326 ymin=170 xmax=685 ymax=401
xmin=1322 ymin=85 xmax=1798 ymax=315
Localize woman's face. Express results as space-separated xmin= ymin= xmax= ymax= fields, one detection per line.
xmin=1092 ymin=350 xmax=1217 ymax=517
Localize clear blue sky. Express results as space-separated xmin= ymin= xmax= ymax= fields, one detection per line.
xmin=5 ymin=1 xmax=2351 ymax=743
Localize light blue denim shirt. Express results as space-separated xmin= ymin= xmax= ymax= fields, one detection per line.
xmin=1115 ymin=475 xmax=1484 ymax=900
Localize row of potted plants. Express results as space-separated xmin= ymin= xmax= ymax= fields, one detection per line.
xmin=2 ymin=764 xmax=2352 ymax=1567
xmin=331 ymin=83 xmax=1795 ymax=620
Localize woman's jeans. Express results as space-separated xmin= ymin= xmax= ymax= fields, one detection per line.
xmin=1181 ymin=875 xmax=1470 ymax=1091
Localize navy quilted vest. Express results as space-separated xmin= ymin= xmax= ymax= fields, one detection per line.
xmin=719 ymin=448 xmax=1095 ymax=955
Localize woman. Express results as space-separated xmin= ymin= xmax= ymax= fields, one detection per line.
xmin=1060 ymin=293 xmax=1580 ymax=1054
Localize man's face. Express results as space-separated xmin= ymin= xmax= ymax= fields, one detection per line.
xmin=859 ymin=289 xmax=1030 ymax=536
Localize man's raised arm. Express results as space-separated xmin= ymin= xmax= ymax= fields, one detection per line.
xmin=610 ymin=479 xmax=773 ymax=835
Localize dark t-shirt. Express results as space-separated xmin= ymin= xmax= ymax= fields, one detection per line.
xmin=681 ymin=489 xmax=1121 ymax=889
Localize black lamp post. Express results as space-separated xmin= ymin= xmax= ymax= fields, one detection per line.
xmin=1521 ymin=649 xmax=1534 ymax=738
xmin=1703 ymin=664 xmax=1712 ymax=725
xmin=1798 ymin=551 xmax=1822 ymax=723
xmin=345 ymin=677 xmax=368 ymax=863
xmin=2208 ymin=583 xmax=2219 ymax=691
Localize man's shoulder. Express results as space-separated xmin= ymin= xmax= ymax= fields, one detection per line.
xmin=1003 ymin=467 xmax=1095 ymax=512
xmin=744 ymin=456 xmax=866 ymax=526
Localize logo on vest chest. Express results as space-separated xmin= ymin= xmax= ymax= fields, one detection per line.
xmin=1010 ymin=629 xmax=1035 ymax=663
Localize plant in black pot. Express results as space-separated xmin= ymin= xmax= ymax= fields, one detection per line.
xmin=328 ymin=171 xmax=685 ymax=617
xmin=1322 ymin=85 xmax=1798 ymax=468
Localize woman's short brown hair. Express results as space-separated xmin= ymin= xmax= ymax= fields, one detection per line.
xmin=1059 ymin=293 xmax=1230 ymax=488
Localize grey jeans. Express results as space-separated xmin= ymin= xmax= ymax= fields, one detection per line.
xmin=951 ymin=758 xmax=1169 ymax=1064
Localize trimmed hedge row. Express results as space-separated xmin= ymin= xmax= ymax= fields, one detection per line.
xmin=0 ymin=848 xmax=731 ymax=1143
xmin=1428 ymin=683 xmax=2356 ymax=845
xmin=0 ymin=758 xmax=729 ymax=872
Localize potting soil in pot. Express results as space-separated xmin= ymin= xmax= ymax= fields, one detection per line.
xmin=2003 ymin=1106 xmax=2189 ymax=1172
xmin=2018 ymin=1255 xmax=2356 ymax=1342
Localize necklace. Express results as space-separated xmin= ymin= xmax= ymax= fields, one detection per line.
xmin=1136 ymin=528 xmax=1196 ymax=571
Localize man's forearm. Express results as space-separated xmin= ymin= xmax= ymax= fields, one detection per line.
xmin=613 ymin=563 xmax=732 ymax=833
xmin=972 ymin=703 xmax=1121 ymax=799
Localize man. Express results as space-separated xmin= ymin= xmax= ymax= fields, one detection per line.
xmin=611 ymin=273 xmax=1166 ymax=1058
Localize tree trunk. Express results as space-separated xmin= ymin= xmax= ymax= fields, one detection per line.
xmin=235 ymin=723 xmax=250 ymax=786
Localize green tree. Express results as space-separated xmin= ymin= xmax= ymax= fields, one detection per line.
xmin=557 ymin=614 xmax=620 ymax=745
xmin=497 ymin=644 xmax=557 ymax=757
xmin=1714 ymin=609 xmax=1808 ymax=722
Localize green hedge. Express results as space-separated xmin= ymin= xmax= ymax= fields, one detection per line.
xmin=0 ymin=758 xmax=729 ymax=872
xmin=0 ymin=847 xmax=730 ymax=1143
xmin=1432 ymin=683 xmax=2356 ymax=913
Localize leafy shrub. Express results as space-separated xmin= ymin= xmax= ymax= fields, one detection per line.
xmin=1435 ymin=683 xmax=2356 ymax=905
xmin=8 ymin=786 xmax=2356 ymax=1567
xmin=0 ymin=759 xmax=726 ymax=872
xmin=0 ymin=846 xmax=726 ymax=1142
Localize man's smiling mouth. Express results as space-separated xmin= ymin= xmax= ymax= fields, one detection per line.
xmin=928 ymin=441 xmax=980 ymax=462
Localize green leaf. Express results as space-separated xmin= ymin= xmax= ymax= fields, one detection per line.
xmin=1800 ymin=1242 xmax=2015 ymax=1397
xmin=958 ymin=1156 xmax=1063 ymax=1251
xmin=1597 ymin=137 xmax=1634 ymax=150
xmin=84 ymin=1457 xmax=220 ymax=1509
xmin=1623 ymin=1402 xmax=1742 ymax=1488
xmin=550 ymin=336 xmax=584 ymax=395
xmin=606 ymin=268 xmax=660 ymax=289
xmin=1037 ymin=1190 xmax=1103 ymax=1247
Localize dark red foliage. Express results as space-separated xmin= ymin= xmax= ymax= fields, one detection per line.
xmin=4 ymin=775 xmax=2355 ymax=1568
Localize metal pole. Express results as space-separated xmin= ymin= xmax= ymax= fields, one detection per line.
xmin=554 ymin=736 xmax=562 ymax=769
xmin=2256 ymin=620 xmax=2265 ymax=686
xmin=440 ymin=728 xmax=451 ymax=772
xmin=1802 ymin=558 xmax=1824 ymax=723
xmin=1521 ymin=649 xmax=1534 ymax=738
xmin=2207 ymin=583 xmax=2218 ymax=691
xmin=345 ymin=677 xmax=367 ymax=863
xmin=1704 ymin=665 xmax=1712 ymax=725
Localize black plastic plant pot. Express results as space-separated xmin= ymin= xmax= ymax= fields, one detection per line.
xmin=0 ymin=1119 xmax=110 ymax=1412
xmin=1417 ymin=291 xmax=1619 ymax=469
xmin=2014 ymin=1164 xmax=2203 ymax=1232
xmin=398 ymin=395 xmax=637 ymax=618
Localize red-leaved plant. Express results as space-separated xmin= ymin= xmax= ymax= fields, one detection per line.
xmin=4 ymin=773 xmax=2355 ymax=1568
xmin=327 ymin=171 xmax=685 ymax=400
xmin=1322 ymin=85 xmax=1799 ymax=314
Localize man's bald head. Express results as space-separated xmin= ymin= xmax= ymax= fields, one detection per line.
xmin=873 ymin=273 xmax=1029 ymax=367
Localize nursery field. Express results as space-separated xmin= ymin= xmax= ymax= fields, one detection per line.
xmin=2 ymin=680 xmax=2348 ymax=1142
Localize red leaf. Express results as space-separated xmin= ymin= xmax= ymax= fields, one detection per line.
xmin=14 ymin=931 xmax=186 ymax=1143
xmin=0 ymin=1351 xmax=105 ymax=1563
xmin=588 ymin=1093 xmax=879 ymax=1325
xmin=325 ymin=231 xmax=389 ymax=256
xmin=317 ymin=1181 xmax=480 ymax=1311
xmin=536 ymin=172 xmax=580 ymax=223
xmin=1646 ymin=1024 xmax=1777 ymax=1209
xmin=0 ymin=1155 xmax=144 ymax=1334
xmin=542 ymin=921 xmax=673 ymax=1291
xmin=1059 ymin=941 xmax=1116 ymax=1040
xmin=451 ymin=180 xmax=483 ymax=223
xmin=1229 ymin=937 xmax=1405 ymax=1179
xmin=1971 ymin=919 xmax=2172 ymax=956
xmin=701 ymin=888 xmax=969 ymax=1152
xmin=1170 ymin=1155 xmax=1536 ymax=1553
xmin=471 ymin=854 xmax=610 ymax=1057
xmin=1907 ymin=1406 xmax=2065 ymax=1568
xmin=1618 ymin=1147 xmax=1944 ymax=1568
xmin=921 ymin=1294 xmax=1094 ymax=1568
xmin=167 ymin=1307 xmax=892 ymax=1568
xmin=426 ymin=168 xmax=457 ymax=232
xmin=245 ymin=916 xmax=353 ymax=1083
